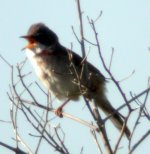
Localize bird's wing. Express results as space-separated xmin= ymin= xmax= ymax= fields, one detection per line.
xmin=66 ymin=48 xmax=106 ymax=82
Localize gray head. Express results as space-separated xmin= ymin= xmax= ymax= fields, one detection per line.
xmin=21 ymin=23 xmax=59 ymax=46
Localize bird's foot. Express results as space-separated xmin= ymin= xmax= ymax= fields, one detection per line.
xmin=55 ymin=107 xmax=63 ymax=118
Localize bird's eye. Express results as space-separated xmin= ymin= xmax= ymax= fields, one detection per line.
xmin=34 ymin=33 xmax=41 ymax=37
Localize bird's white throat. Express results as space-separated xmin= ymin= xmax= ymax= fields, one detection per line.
xmin=25 ymin=43 xmax=45 ymax=60
xmin=25 ymin=43 xmax=47 ymax=78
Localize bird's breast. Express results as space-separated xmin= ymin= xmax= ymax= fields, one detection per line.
xmin=28 ymin=55 xmax=80 ymax=100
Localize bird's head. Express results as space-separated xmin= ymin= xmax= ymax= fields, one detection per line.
xmin=21 ymin=23 xmax=58 ymax=52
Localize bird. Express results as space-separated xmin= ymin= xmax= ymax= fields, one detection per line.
xmin=21 ymin=23 xmax=130 ymax=138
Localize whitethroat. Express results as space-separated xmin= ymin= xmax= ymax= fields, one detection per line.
xmin=21 ymin=23 xmax=130 ymax=138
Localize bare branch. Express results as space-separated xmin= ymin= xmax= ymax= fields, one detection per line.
xmin=129 ymin=130 xmax=150 ymax=154
xmin=0 ymin=54 xmax=12 ymax=68
xmin=0 ymin=141 xmax=27 ymax=154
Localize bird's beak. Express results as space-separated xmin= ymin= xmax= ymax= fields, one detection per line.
xmin=20 ymin=35 xmax=36 ymax=51
xmin=20 ymin=35 xmax=30 ymax=39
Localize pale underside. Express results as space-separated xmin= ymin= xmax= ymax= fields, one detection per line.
xmin=25 ymin=46 xmax=87 ymax=100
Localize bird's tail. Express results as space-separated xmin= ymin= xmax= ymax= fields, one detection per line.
xmin=93 ymin=94 xmax=130 ymax=139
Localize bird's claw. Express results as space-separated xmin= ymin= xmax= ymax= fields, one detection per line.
xmin=55 ymin=107 xmax=63 ymax=118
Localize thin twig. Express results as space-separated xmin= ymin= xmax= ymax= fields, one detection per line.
xmin=71 ymin=26 xmax=80 ymax=44
xmin=91 ymin=130 xmax=102 ymax=154
xmin=0 ymin=54 xmax=12 ymax=68
xmin=104 ymin=87 xmax=150 ymax=122
xmin=0 ymin=142 xmax=27 ymax=154
xmin=109 ymin=48 xmax=114 ymax=71
xmin=113 ymin=113 xmax=131 ymax=154
xmin=129 ymin=130 xmax=150 ymax=154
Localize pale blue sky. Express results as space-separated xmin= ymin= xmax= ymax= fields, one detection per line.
xmin=0 ymin=0 xmax=150 ymax=154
